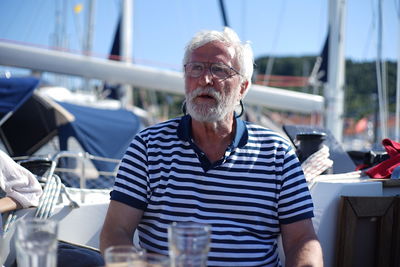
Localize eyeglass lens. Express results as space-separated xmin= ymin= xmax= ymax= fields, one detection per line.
xmin=185 ymin=62 xmax=237 ymax=79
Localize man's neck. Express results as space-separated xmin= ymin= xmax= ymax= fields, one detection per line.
xmin=190 ymin=114 xmax=236 ymax=163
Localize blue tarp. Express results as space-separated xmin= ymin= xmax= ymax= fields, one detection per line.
xmin=0 ymin=77 xmax=143 ymax=173
xmin=0 ymin=77 xmax=39 ymax=117
xmin=58 ymin=102 xmax=142 ymax=172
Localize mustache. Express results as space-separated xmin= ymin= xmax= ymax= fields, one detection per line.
xmin=188 ymin=87 xmax=221 ymax=101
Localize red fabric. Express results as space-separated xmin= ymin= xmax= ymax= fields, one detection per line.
xmin=366 ymin=138 xmax=400 ymax=179
xmin=356 ymin=163 xmax=369 ymax=171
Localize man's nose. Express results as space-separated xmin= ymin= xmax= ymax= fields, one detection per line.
xmin=198 ymin=68 xmax=213 ymax=85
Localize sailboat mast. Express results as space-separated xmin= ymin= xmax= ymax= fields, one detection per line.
xmin=121 ymin=0 xmax=133 ymax=106
xmin=324 ymin=0 xmax=346 ymax=143
xmin=396 ymin=0 xmax=400 ymax=141
xmin=218 ymin=0 xmax=230 ymax=27
xmin=375 ymin=0 xmax=388 ymax=141
xmin=84 ymin=0 xmax=96 ymax=56
xmin=83 ymin=0 xmax=96 ymax=92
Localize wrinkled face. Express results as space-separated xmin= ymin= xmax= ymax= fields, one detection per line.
xmin=184 ymin=41 xmax=247 ymax=122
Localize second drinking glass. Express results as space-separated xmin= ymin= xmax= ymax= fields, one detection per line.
xmin=168 ymin=222 xmax=211 ymax=267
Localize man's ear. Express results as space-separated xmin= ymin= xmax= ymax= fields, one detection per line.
xmin=240 ymin=80 xmax=249 ymax=96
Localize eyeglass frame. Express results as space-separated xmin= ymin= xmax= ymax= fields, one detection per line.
xmin=184 ymin=61 xmax=243 ymax=80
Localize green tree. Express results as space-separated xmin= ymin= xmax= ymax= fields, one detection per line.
xmin=255 ymin=56 xmax=397 ymax=120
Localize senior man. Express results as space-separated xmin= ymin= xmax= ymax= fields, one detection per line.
xmin=100 ymin=27 xmax=323 ymax=267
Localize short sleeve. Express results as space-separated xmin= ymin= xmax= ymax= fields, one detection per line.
xmin=278 ymin=146 xmax=314 ymax=224
xmin=110 ymin=134 xmax=149 ymax=210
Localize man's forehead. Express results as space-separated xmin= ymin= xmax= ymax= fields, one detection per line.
xmin=190 ymin=41 xmax=236 ymax=61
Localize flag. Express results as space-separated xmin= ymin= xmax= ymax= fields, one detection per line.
xmin=73 ymin=3 xmax=83 ymax=14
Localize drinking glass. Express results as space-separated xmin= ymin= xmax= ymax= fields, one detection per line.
xmin=14 ymin=218 xmax=58 ymax=267
xmin=168 ymin=222 xmax=211 ymax=267
xmin=104 ymin=245 xmax=145 ymax=267
xmin=139 ymin=253 xmax=170 ymax=267
xmin=0 ymin=231 xmax=5 ymax=266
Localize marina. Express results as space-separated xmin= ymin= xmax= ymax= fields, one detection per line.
xmin=1 ymin=0 xmax=399 ymax=266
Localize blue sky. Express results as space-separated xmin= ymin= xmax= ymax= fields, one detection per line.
xmin=0 ymin=0 xmax=398 ymax=73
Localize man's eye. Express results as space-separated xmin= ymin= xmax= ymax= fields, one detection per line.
xmin=191 ymin=64 xmax=204 ymax=71
xmin=212 ymin=65 xmax=228 ymax=74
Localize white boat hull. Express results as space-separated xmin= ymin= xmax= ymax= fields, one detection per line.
xmin=2 ymin=175 xmax=400 ymax=267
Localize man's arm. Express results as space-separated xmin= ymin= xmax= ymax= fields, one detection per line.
xmin=0 ymin=196 xmax=22 ymax=213
xmin=99 ymin=200 xmax=144 ymax=254
xmin=281 ymin=218 xmax=323 ymax=267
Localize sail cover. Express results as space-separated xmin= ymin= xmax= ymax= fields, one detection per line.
xmin=0 ymin=77 xmax=72 ymax=155
xmin=57 ymin=101 xmax=142 ymax=171
xmin=0 ymin=76 xmax=39 ymax=121
xmin=0 ymin=77 xmax=143 ymax=172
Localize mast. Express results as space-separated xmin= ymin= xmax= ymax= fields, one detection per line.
xmin=84 ymin=0 xmax=95 ymax=57
xmin=51 ymin=0 xmax=69 ymax=87
xmin=324 ymin=0 xmax=346 ymax=142
xmin=218 ymin=0 xmax=230 ymax=27
xmin=375 ymin=0 xmax=388 ymax=141
xmin=83 ymin=0 xmax=96 ymax=92
xmin=396 ymin=0 xmax=400 ymax=141
xmin=121 ymin=0 xmax=133 ymax=106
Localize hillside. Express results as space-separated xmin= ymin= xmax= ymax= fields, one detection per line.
xmin=254 ymin=56 xmax=397 ymax=120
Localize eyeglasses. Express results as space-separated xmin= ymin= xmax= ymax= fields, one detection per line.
xmin=184 ymin=62 xmax=242 ymax=80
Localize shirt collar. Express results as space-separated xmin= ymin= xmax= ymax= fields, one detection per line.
xmin=177 ymin=114 xmax=248 ymax=148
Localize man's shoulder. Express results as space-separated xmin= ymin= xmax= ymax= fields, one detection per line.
xmin=244 ymin=121 xmax=291 ymax=144
xmin=143 ymin=117 xmax=182 ymax=130
xmin=138 ymin=117 xmax=182 ymax=137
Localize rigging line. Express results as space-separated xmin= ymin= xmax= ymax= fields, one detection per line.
xmin=60 ymin=0 xmax=69 ymax=49
xmin=263 ymin=0 xmax=287 ymax=86
xmin=114 ymin=0 xmax=121 ymax=10
xmin=381 ymin=60 xmax=389 ymax=133
xmin=23 ymin=0 xmax=48 ymax=44
xmin=172 ymin=0 xmax=187 ymax=46
xmin=241 ymin=0 xmax=247 ymax=40
xmin=218 ymin=0 xmax=230 ymax=27
xmin=362 ymin=16 xmax=375 ymax=58
xmin=317 ymin=0 xmax=326 ymax=49
xmin=370 ymin=0 xmax=377 ymax=36
xmin=72 ymin=0 xmax=84 ymax=53
xmin=395 ymin=0 xmax=400 ymax=18
xmin=1 ymin=2 xmax=24 ymax=38
xmin=361 ymin=0 xmax=377 ymax=59
xmin=396 ymin=0 xmax=400 ymax=140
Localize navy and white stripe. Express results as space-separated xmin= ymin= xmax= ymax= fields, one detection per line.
xmin=111 ymin=116 xmax=314 ymax=267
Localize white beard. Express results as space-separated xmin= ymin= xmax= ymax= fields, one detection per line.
xmin=185 ymin=87 xmax=239 ymax=122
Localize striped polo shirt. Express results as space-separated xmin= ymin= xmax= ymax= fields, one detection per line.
xmin=111 ymin=115 xmax=314 ymax=267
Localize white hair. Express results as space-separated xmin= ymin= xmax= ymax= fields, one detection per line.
xmin=183 ymin=27 xmax=254 ymax=91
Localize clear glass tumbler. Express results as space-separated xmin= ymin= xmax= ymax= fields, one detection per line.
xmin=15 ymin=218 xmax=58 ymax=267
xmin=104 ymin=245 xmax=145 ymax=267
xmin=168 ymin=222 xmax=211 ymax=267
xmin=139 ymin=253 xmax=170 ymax=267
xmin=0 ymin=231 xmax=5 ymax=266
